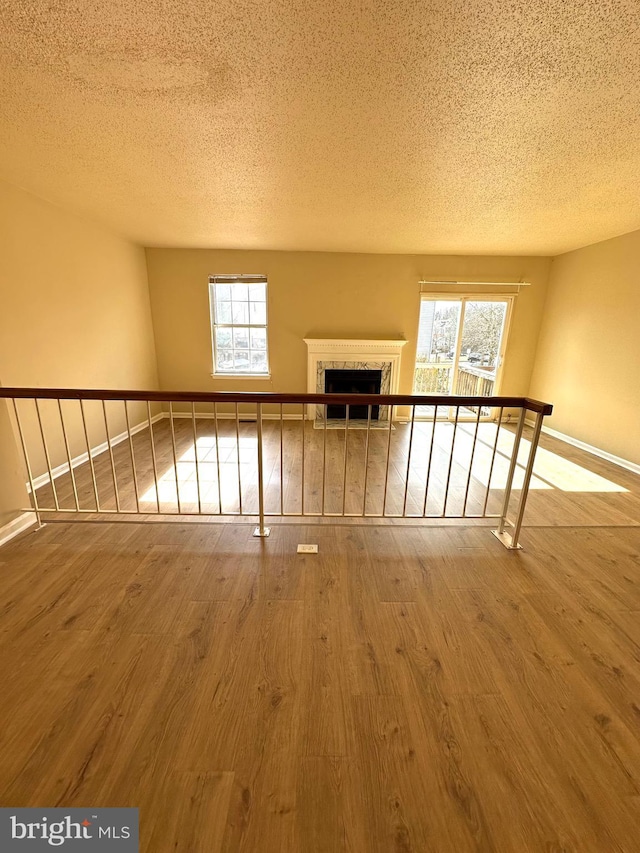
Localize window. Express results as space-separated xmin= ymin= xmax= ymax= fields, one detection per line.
xmin=413 ymin=293 xmax=514 ymax=419
xmin=209 ymin=275 xmax=269 ymax=375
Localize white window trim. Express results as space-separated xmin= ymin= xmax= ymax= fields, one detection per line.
xmin=209 ymin=274 xmax=271 ymax=378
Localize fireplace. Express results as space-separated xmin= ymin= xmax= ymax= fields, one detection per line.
xmin=325 ymin=369 xmax=382 ymax=419
xmin=304 ymin=339 xmax=407 ymax=423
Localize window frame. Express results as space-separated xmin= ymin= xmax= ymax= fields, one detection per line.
xmin=209 ymin=274 xmax=270 ymax=378
xmin=413 ymin=291 xmax=515 ymax=421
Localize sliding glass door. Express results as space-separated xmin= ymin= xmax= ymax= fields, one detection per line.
xmin=413 ymin=295 xmax=513 ymax=418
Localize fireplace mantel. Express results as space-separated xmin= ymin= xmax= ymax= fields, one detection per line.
xmin=304 ymin=338 xmax=407 ymax=357
xmin=304 ymin=338 xmax=407 ymax=420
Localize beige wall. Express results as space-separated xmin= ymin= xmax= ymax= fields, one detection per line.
xmin=0 ymin=180 xmax=159 ymax=522
xmin=530 ymin=230 xmax=640 ymax=465
xmin=146 ymin=249 xmax=551 ymax=410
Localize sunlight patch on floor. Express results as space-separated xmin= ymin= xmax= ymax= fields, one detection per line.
xmin=140 ymin=436 xmax=251 ymax=506
xmin=452 ymin=423 xmax=627 ymax=492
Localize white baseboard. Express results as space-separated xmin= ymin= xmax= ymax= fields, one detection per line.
xmin=29 ymin=413 xmax=165 ymax=492
xmin=0 ymin=511 xmax=37 ymax=548
xmin=526 ymin=419 xmax=640 ymax=476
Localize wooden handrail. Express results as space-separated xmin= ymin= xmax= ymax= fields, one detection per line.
xmin=0 ymin=387 xmax=553 ymax=415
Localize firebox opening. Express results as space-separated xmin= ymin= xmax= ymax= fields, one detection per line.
xmin=324 ymin=369 xmax=382 ymax=419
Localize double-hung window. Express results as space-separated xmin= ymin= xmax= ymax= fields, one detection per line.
xmin=209 ymin=275 xmax=269 ymax=376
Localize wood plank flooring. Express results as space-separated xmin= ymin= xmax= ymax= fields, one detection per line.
xmin=1 ymin=518 xmax=640 ymax=851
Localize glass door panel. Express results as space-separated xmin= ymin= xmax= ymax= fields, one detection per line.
xmin=414 ymin=296 xmax=511 ymax=420
xmin=413 ymin=299 xmax=461 ymax=418
xmin=454 ymin=300 xmax=509 ymax=416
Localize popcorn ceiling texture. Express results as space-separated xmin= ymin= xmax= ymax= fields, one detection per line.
xmin=0 ymin=0 xmax=639 ymax=254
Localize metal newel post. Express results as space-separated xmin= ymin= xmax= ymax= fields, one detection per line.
xmin=253 ymin=402 xmax=270 ymax=538
xmin=509 ymin=410 xmax=544 ymax=548
xmin=12 ymin=398 xmax=43 ymax=529
xmin=492 ymin=407 xmax=526 ymax=549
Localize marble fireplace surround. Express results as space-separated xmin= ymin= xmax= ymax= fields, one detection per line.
xmin=304 ymin=339 xmax=407 ymax=421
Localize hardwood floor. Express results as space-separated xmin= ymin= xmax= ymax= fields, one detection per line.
xmin=1 ymin=515 xmax=640 ymax=851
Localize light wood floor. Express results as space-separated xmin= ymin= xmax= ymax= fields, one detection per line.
xmin=1 ymin=507 xmax=640 ymax=850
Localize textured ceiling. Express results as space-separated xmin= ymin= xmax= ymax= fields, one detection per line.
xmin=1 ymin=0 xmax=640 ymax=255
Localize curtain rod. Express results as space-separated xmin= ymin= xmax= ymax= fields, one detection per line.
xmin=209 ymin=274 xmax=267 ymax=282
xmin=418 ymin=280 xmax=530 ymax=287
